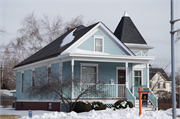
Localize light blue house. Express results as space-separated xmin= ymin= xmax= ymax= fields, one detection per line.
xmin=14 ymin=12 xmax=157 ymax=111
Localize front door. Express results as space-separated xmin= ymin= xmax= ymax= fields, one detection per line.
xmin=118 ymin=70 xmax=126 ymax=84
xmin=134 ymin=70 xmax=141 ymax=98
xmin=118 ymin=70 xmax=126 ymax=97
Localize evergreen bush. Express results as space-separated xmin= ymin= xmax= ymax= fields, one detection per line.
xmin=73 ymin=101 xmax=92 ymax=113
xmin=114 ymin=100 xmax=133 ymax=109
xmin=91 ymin=101 xmax=107 ymax=110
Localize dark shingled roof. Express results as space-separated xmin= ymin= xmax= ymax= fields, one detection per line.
xmin=149 ymin=68 xmax=170 ymax=81
xmin=14 ymin=22 xmax=99 ymax=68
xmin=114 ymin=16 xmax=147 ymax=44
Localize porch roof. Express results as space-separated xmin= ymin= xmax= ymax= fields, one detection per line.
xmin=60 ymin=52 xmax=155 ymax=63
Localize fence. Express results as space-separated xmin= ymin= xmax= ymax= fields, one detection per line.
xmin=1 ymin=96 xmax=16 ymax=107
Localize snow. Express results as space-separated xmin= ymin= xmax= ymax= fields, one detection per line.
xmin=1 ymin=106 xmax=179 ymax=119
xmin=60 ymin=28 xmax=76 ymax=47
xmin=61 ymin=47 xmax=110 ymax=55
xmin=121 ymin=101 xmax=127 ymax=107
xmin=123 ymin=11 xmax=129 ymax=17
xmin=0 ymin=89 xmax=14 ymax=96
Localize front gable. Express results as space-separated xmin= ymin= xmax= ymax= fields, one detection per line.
xmin=62 ymin=22 xmax=134 ymax=56
xmin=78 ymin=30 xmax=124 ymax=55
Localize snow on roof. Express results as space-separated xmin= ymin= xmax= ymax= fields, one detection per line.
xmin=60 ymin=28 xmax=76 ymax=47
xmin=61 ymin=48 xmax=110 ymax=55
xmin=0 ymin=89 xmax=13 ymax=96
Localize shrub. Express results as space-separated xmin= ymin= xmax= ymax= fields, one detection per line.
xmin=73 ymin=101 xmax=92 ymax=113
xmin=114 ymin=100 xmax=133 ymax=109
xmin=91 ymin=101 xmax=107 ymax=110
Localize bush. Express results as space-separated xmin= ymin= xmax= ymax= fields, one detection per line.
xmin=73 ymin=101 xmax=92 ymax=113
xmin=114 ymin=100 xmax=133 ymax=109
xmin=91 ymin=101 xmax=107 ymax=110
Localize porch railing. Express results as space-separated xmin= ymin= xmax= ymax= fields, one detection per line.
xmin=126 ymin=88 xmax=136 ymax=107
xmin=74 ymin=84 xmax=126 ymax=99
xmin=149 ymin=89 xmax=158 ymax=110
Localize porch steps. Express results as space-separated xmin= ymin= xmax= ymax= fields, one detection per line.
xmin=135 ymin=99 xmax=156 ymax=111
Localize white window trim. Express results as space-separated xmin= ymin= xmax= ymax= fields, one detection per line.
xmin=80 ymin=63 xmax=99 ymax=83
xmin=116 ymin=67 xmax=126 ymax=84
xmin=94 ymin=36 xmax=104 ymax=52
xmin=134 ymin=69 xmax=143 ymax=86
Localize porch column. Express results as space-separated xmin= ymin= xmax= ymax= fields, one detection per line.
xmin=146 ymin=63 xmax=149 ymax=88
xmin=59 ymin=60 xmax=63 ymax=80
xmin=59 ymin=60 xmax=63 ymax=111
xmin=132 ymin=64 xmax=135 ymax=95
xmin=126 ymin=62 xmax=129 ymax=88
xmin=71 ymin=59 xmax=74 ymax=99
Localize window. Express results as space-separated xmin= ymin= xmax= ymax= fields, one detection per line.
xmin=21 ymin=73 xmax=24 ymax=93
xmin=82 ymin=66 xmax=96 ymax=83
xmin=81 ymin=63 xmax=98 ymax=83
xmin=32 ymin=71 xmax=35 ymax=87
xmin=95 ymin=38 xmax=103 ymax=52
xmin=48 ymin=67 xmax=51 ymax=83
xmin=149 ymin=82 xmax=152 ymax=88
xmin=158 ymin=83 xmax=160 ymax=88
xmin=163 ymin=83 xmax=166 ymax=88
xmin=134 ymin=71 xmax=141 ymax=86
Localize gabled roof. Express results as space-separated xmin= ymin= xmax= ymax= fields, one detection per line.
xmin=149 ymin=68 xmax=170 ymax=81
xmin=14 ymin=22 xmax=99 ymax=68
xmin=114 ymin=12 xmax=147 ymax=44
xmin=14 ymin=20 xmax=137 ymax=69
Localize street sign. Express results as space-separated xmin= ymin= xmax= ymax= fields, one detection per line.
xmin=137 ymin=87 xmax=150 ymax=116
xmin=143 ymin=88 xmax=149 ymax=91
xmin=142 ymin=94 xmax=148 ymax=107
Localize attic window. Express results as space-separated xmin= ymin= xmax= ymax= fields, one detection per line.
xmin=94 ymin=38 xmax=103 ymax=52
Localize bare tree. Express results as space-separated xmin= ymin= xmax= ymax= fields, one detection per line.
xmin=0 ymin=12 xmax=88 ymax=90
xmin=24 ymin=69 xmax=109 ymax=112
xmin=0 ymin=27 xmax=5 ymax=35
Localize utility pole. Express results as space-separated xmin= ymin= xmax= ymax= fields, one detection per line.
xmin=0 ymin=66 xmax=3 ymax=89
xmin=170 ymin=0 xmax=180 ymax=118
xmin=0 ymin=66 xmax=1 ymax=89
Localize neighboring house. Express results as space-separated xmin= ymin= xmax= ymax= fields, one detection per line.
xmin=149 ymin=68 xmax=171 ymax=98
xmin=0 ymin=89 xmax=13 ymax=96
xmin=13 ymin=12 xmax=157 ymax=111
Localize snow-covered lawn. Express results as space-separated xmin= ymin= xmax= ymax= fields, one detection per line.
xmin=0 ymin=106 xmax=179 ymax=119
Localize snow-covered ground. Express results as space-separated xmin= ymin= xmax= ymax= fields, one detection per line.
xmin=0 ymin=106 xmax=179 ymax=119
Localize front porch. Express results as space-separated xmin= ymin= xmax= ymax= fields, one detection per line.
xmin=59 ymin=53 xmax=157 ymax=109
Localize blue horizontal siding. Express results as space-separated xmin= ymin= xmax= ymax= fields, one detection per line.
xmin=78 ymin=30 xmax=124 ymax=55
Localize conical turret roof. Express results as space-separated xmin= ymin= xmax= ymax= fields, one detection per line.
xmin=114 ymin=12 xmax=147 ymax=44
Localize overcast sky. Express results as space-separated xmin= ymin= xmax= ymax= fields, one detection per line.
xmin=0 ymin=0 xmax=180 ymax=72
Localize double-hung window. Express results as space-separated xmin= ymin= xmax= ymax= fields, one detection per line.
xmin=95 ymin=38 xmax=103 ymax=52
xmin=134 ymin=71 xmax=141 ymax=86
xmin=81 ymin=63 xmax=98 ymax=83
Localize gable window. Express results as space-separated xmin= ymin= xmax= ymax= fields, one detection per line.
xmin=21 ymin=73 xmax=24 ymax=93
xmin=81 ymin=63 xmax=98 ymax=83
xmin=95 ymin=38 xmax=103 ymax=52
xmin=134 ymin=70 xmax=141 ymax=86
